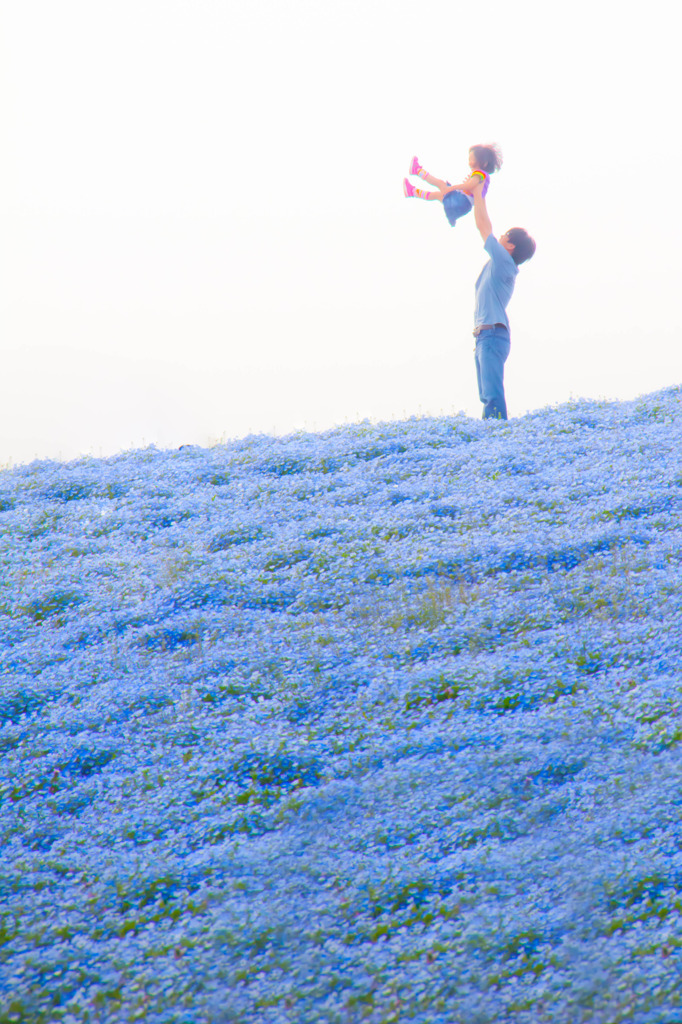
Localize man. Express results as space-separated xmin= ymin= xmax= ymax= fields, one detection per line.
xmin=469 ymin=180 xmax=535 ymax=419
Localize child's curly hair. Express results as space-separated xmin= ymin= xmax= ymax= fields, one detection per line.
xmin=469 ymin=143 xmax=503 ymax=175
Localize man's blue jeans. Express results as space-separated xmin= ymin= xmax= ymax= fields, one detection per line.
xmin=474 ymin=327 xmax=510 ymax=420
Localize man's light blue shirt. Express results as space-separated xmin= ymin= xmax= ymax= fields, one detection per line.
xmin=474 ymin=234 xmax=518 ymax=330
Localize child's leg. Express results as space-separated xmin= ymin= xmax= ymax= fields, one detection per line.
xmin=409 ymin=156 xmax=450 ymax=190
xmin=420 ymin=172 xmax=450 ymax=190
xmin=403 ymin=178 xmax=442 ymax=201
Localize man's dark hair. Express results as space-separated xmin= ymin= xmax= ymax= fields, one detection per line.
xmin=469 ymin=143 xmax=503 ymax=175
xmin=507 ymin=227 xmax=536 ymax=266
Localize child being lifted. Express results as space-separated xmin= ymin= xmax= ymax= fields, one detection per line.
xmin=403 ymin=143 xmax=503 ymax=227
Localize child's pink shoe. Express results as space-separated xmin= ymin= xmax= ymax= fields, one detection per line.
xmin=403 ymin=178 xmax=416 ymax=198
xmin=408 ymin=156 xmax=421 ymax=176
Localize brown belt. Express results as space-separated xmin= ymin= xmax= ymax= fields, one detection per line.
xmin=473 ymin=323 xmax=507 ymax=336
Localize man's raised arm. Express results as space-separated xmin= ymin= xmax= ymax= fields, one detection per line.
xmin=471 ymin=180 xmax=493 ymax=243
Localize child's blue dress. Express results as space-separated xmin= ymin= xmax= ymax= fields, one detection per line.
xmin=443 ymin=190 xmax=474 ymax=227
xmin=442 ymin=171 xmax=490 ymax=226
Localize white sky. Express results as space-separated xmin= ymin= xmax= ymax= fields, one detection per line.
xmin=1 ymin=0 xmax=680 ymax=465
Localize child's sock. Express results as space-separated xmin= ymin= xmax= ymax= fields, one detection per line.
xmin=409 ymin=156 xmax=430 ymax=180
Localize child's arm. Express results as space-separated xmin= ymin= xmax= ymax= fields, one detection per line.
xmin=461 ymin=170 xmax=488 ymax=195
xmin=442 ymin=170 xmax=487 ymax=196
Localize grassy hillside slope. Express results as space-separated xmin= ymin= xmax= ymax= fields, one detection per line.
xmin=1 ymin=388 xmax=682 ymax=1023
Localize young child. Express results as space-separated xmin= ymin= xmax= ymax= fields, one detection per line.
xmin=403 ymin=144 xmax=503 ymax=226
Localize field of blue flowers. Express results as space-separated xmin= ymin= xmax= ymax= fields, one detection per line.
xmin=1 ymin=387 xmax=682 ymax=1024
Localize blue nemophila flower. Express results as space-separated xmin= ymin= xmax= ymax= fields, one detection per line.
xmin=1 ymin=388 xmax=682 ymax=1022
